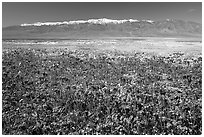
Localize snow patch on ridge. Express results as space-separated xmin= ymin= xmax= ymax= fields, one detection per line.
xmin=142 ymin=20 xmax=154 ymax=23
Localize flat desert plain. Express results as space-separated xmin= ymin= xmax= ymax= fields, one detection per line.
xmin=2 ymin=37 xmax=202 ymax=57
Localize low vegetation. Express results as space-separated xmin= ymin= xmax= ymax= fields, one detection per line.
xmin=2 ymin=48 xmax=202 ymax=135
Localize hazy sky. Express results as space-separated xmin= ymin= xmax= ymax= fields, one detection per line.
xmin=2 ymin=2 xmax=202 ymax=27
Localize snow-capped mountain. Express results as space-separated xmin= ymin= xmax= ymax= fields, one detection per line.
xmin=20 ymin=18 xmax=142 ymax=26
xmin=3 ymin=18 xmax=201 ymax=39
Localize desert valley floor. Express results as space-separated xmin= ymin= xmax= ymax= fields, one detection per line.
xmin=3 ymin=37 xmax=202 ymax=56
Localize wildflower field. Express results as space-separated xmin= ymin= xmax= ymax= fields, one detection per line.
xmin=2 ymin=48 xmax=202 ymax=135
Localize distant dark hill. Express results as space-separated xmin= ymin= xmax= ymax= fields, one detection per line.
xmin=2 ymin=18 xmax=202 ymax=39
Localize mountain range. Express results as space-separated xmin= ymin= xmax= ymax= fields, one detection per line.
xmin=2 ymin=18 xmax=202 ymax=39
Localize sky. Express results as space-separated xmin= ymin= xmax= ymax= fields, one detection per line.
xmin=2 ymin=2 xmax=202 ymax=27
